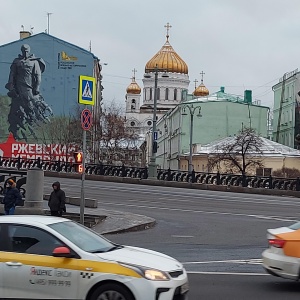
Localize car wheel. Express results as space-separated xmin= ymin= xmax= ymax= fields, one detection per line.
xmin=90 ymin=283 xmax=134 ymax=300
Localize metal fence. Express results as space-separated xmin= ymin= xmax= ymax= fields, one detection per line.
xmin=1 ymin=156 xmax=300 ymax=191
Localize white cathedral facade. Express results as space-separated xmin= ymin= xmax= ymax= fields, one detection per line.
xmin=125 ymin=26 xmax=209 ymax=137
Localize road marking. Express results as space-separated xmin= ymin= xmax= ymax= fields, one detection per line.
xmin=187 ymin=271 xmax=268 ymax=276
xmin=183 ymin=259 xmax=262 ymax=265
xmin=97 ymin=201 xmax=297 ymax=222
xmin=43 ymin=179 xmax=300 ymax=207
xmin=172 ymin=235 xmax=194 ymax=238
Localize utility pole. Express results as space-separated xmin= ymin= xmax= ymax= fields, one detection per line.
xmin=275 ymin=73 xmax=287 ymax=142
xmin=47 ymin=12 xmax=53 ymax=34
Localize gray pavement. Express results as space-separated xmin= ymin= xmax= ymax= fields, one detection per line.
xmin=43 ymin=200 xmax=156 ymax=235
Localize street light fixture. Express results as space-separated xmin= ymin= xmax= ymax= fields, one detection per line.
xmin=181 ymin=104 xmax=202 ymax=173
xmin=144 ymin=64 xmax=169 ymax=178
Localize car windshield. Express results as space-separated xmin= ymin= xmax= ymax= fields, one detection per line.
xmin=289 ymin=222 xmax=300 ymax=230
xmin=48 ymin=220 xmax=115 ymax=253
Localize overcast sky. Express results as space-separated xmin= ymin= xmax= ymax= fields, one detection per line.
xmin=2 ymin=0 xmax=300 ymax=109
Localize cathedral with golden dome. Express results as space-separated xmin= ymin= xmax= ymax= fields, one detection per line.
xmin=125 ymin=23 xmax=209 ymax=135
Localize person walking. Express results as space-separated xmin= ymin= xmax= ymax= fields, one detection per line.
xmin=48 ymin=181 xmax=66 ymax=217
xmin=3 ymin=179 xmax=22 ymax=215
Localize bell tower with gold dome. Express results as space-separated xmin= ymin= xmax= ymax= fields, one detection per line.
xmin=125 ymin=23 xmax=190 ymax=135
xmin=193 ymin=71 xmax=209 ymax=97
xmin=125 ymin=69 xmax=141 ymax=113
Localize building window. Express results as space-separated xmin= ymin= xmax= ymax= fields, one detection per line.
xmin=130 ymin=121 xmax=135 ymax=126
xmin=132 ymin=99 xmax=136 ymax=104
xmin=157 ymin=88 xmax=160 ymax=100
xmin=147 ymin=120 xmax=152 ymax=126
xmin=174 ymin=89 xmax=177 ymax=100
xmin=165 ymin=88 xmax=169 ymax=100
xmin=150 ymin=88 xmax=152 ymax=100
xmin=256 ymin=168 xmax=272 ymax=177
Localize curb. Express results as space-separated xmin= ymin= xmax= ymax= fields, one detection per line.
xmin=99 ymin=218 xmax=157 ymax=235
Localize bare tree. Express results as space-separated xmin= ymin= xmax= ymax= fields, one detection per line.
xmin=35 ymin=106 xmax=82 ymax=161
xmin=208 ymin=127 xmax=264 ymax=175
xmin=97 ymin=101 xmax=141 ymax=166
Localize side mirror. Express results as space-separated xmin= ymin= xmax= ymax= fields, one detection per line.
xmin=52 ymin=246 xmax=73 ymax=258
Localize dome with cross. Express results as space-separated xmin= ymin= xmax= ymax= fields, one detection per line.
xmin=145 ymin=23 xmax=188 ymax=74
xmin=193 ymin=71 xmax=209 ymax=97
xmin=126 ymin=77 xmax=141 ymax=94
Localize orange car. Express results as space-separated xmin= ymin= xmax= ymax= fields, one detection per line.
xmin=262 ymin=222 xmax=300 ymax=280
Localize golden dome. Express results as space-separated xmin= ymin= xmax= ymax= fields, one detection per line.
xmin=193 ymin=82 xmax=209 ymax=97
xmin=145 ymin=37 xmax=188 ymax=74
xmin=126 ymin=77 xmax=141 ymax=94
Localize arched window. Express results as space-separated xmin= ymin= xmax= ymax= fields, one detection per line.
xmin=174 ymin=89 xmax=177 ymax=100
xmin=165 ymin=88 xmax=169 ymax=100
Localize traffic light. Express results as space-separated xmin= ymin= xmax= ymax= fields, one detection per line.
xmin=73 ymin=151 xmax=83 ymax=173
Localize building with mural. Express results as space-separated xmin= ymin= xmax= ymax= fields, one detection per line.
xmin=0 ymin=31 xmax=101 ymax=161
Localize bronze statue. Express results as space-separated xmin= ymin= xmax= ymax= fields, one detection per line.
xmin=5 ymin=44 xmax=53 ymax=141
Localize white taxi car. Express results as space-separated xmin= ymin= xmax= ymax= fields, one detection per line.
xmin=262 ymin=222 xmax=300 ymax=280
xmin=0 ymin=215 xmax=188 ymax=299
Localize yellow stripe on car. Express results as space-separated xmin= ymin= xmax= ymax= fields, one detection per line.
xmin=0 ymin=252 xmax=142 ymax=278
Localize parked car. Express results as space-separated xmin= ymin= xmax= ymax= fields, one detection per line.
xmin=0 ymin=215 xmax=188 ymax=300
xmin=262 ymin=221 xmax=300 ymax=280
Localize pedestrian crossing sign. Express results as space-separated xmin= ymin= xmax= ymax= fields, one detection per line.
xmin=78 ymin=75 xmax=96 ymax=105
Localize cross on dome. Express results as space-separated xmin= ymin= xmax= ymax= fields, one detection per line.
xmin=132 ymin=68 xmax=137 ymax=80
xmin=194 ymin=79 xmax=198 ymax=89
xmin=200 ymin=71 xmax=205 ymax=83
xmin=164 ymin=22 xmax=172 ymax=40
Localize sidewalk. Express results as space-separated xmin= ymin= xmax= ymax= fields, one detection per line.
xmin=43 ymin=200 xmax=156 ymax=235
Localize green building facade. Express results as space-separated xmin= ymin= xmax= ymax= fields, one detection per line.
xmin=272 ymin=69 xmax=300 ymax=149
xmin=153 ymin=88 xmax=270 ymax=170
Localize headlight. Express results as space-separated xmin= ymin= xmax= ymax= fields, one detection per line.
xmin=144 ymin=269 xmax=169 ymax=281
xmin=119 ymin=262 xmax=170 ymax=281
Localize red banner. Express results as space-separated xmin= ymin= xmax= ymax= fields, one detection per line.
xmin=0 ymin=134 xmax=76 ymax=162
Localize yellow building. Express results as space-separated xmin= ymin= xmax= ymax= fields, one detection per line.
xmin=180 ymin=136 xmax=300 ymax=176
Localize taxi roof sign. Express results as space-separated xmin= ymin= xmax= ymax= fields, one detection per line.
xmin=78 ymin=75 xmax=96 ymax=105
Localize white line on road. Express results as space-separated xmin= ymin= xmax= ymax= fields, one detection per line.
xmin=172 ymin=235 xmax=195 ymax=238
xmin=183 ymin=259 xmax=262 ymax=265
xmin=98 ymin=201 xmax=297 ymax=222
xmin=187 ymin=271 xmax=268 ymax=276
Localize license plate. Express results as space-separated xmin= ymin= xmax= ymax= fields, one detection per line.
xmin=181 ymin=282 xmax=189 ymax=294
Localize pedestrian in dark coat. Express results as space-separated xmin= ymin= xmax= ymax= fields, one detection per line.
xmin=3 ymin=179 xmax=22 ymax=215
xmin=48 ymin=181 xmax=66 ymax=217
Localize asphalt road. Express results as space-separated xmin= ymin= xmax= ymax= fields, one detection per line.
xmin=44 ymin=177 xmax=300 ymax=299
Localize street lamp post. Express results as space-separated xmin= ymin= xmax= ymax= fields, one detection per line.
xmin=145 ymin=65 xmax=168 ymax=178
xmin=181 ymin=104 xmax=202 ymax=173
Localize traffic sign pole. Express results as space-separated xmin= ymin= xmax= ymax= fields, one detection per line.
xmin=80 ymin=123 xmax=86 ymax=225
xmin=78 ymin=75 xmax=95 ymax=226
